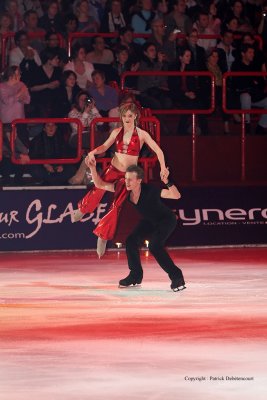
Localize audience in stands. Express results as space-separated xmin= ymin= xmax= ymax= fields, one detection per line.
xmin=131 ymin=0 xmax=156 ymax=44
xmin=56 ymin=70 xmax=81 ymax=118
xmin=88 ymin=69 xmax=119 ymax=116
xmin=169 ymin=47 xmax=209 ymax=135
xmin=231 ymin=43 xmax=267 ymax=134
xmin=27 ymin=47 xmax=61 ymax=117
xmin=164 ymin=0 xmax=192 ymax=37
xmin=23 ymin=9 xmax=45 ymax=54
xmin=100 ymin=0 xmax=126 ymax=33
xmin=68 ymin=90 xmax=103 ymax=149
xmin=9 ymin=30 xmax=41 ymax=86
xmin=5 ymin=0 xmax=24 ymax=32
xmin=38 ymin=0 xmax=64 ymax=33
xmin=0 ymin=11 xmax=15 ymax=61
xmin=86 ymin=36 xmax=114 ymax=64
xmin=0 ymin=65 xmax=30 ymax=145
xmin=29 ymin=122 xmax=76 ymax=185
xmin=192 ymin=10 xmax=217 ymax=53
xmin=64 ymin=43 xmax=94 ymax=89
xmin=137 ymin=41 xmax=172 ymax=110
xmin=149 ymin=17 xmax=177 ymax=63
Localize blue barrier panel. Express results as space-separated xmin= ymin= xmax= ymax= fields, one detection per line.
xmin=0 ymin=186 xmax=267 ymax=251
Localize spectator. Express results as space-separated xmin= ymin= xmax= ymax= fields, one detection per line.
xmin=226 ymin=0 xmax=254 ymax=33
xmin=164 ymin=0 xmax=192 ymax=37
xmin=192 ymin=10 xmax=217 ymax=53
xmin=169 ymin=47 xmax=209 ymax=135
xmin=208 ymin=1 xmax=222 ymax=35
xmin=186 ymin=28 xmax=206 ymax=71
xmin=240 ymin=32 xmax=266 ymax=73
xmin=88 ymin=69 xmax=119 ymax=116
xmin=137 ymin=42 xmax=172 ymax=110
xmin=206 ymin=48 xmax=230 ymax=134
xmin=29 ymin=122 xmax=76 ymax=185
xmin=222 ymin=16 xmax=240 ymax=34
xmin=0 ymin=12 xmax=15 ymax=62
xmin=27 ymin=47 xmax=61 ymax=117
xmin=131 ymin=0 xmax=156 ymax=45
xmin=17 ymin=0 xmax=44 ymax=18
xmin=257 ymin=2 xmax=267 ymax=55
xmin=0 ymin=65 xmax=30 ymax=146
xmin=38 ymin=0 xmax=64 ymax=32
xmin=45 ymin=30 xmax=69 ymax=66
xmin=9 ymin=30 xmax=41 ymax=86
xmin=149 ymin=17 xmax=177 ymax=63
xmin=216 ymin=29 xmax=236 ymax=73
xmin=114 ymin=25 xmax=142 ymax=65
xmin=100 ymin=0 xmax=126 ymax=33
xmin=86 ymin=36 xmax=114 ymax=64
xmin=111 ymin=45 xmax=139 ymax=87
xmin=55 ymin=70 xmax=81 ymax=117
xmin=68 ymin=90 xmax=103 ymax=149
xmin=5 ymin=0 xmax=24 ymax=31
xmin=0 ymin=126 xmax=30 ymax=185
xmin=23 ymin=9 xmax=45 ymax=54
xmin=231 ymin=44 xmax=267 ymax=134
xmin=73 ymin=0 xmax=98 ymax=35
xmin=64 ymin=43 xmax=94 ymax=89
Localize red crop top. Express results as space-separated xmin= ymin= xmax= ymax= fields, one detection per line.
xmin=115 ymin=127 xmax=140 ymax=156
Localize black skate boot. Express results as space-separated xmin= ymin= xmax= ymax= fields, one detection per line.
xmin=170 ymin=275 xmax=186 ymax=292
xmin=119 ymin=271 xmax=143 ymax=288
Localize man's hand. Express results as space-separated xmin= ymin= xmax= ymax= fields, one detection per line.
xmin=85 ymin=152 xmax=95 ymax=167
xmin=160 ymin=167 xmax=169 ymax=182
xmin=86 ymin=157 xmax=96 ymax=170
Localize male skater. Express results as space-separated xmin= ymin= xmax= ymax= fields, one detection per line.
xmin=88 ymin=160 xmax=186 ymax=292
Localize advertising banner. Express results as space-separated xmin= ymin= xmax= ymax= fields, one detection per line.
xmin=0 ymin=186 xmax=267 ymax=252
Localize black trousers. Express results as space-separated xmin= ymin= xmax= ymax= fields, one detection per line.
xmin=125 ymin=214 xmax=183 ymax=281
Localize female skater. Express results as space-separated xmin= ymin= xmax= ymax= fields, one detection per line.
xmin=74 ymin=101 xmax=168 ymax=257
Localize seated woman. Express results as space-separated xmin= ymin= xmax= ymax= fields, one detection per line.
xmin=73 ymin=101 xmax=169 ymax=258
xmin=64 ymin=43 xmax=94 ymax=90
xmin=56 ymin=70 xmax=82 ymax=118
xmin=29 ymin=122 xmax=76 ymax=185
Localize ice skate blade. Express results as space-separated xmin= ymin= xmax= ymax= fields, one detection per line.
xmin=97 ymin=238 xmax=107 ymax=258
xmin=172 ymin=285 xmax=186 ymax=292
xmin=118 ymin=283 xmax=142 ymax=288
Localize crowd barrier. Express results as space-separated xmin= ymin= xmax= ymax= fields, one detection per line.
xmin=10 ymin=118 xmax=83 ymax=165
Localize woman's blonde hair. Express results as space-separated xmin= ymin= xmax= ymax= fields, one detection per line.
xmin=119 ymin=102 xmax=140 ymax=125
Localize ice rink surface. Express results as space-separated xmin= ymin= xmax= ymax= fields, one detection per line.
xmin=1 ymin=247 xmax=267 ymax=400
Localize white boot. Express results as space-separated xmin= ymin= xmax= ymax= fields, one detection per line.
xmin=97 ymin=237 xmax=107 ymax=258
xmin=73 ymin=209 xmax=85 ymax=222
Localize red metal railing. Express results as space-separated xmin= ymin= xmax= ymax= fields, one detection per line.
xmin=222 ymin=71 xmax=267 ymax=181
xmin=1 ymin=32 xmax=65 ymax=70
xmin=90 ymin=116 xmax=160 ymax=182
xmin=0 ymin=120 xmax=3 ymax=162
xmin=10 ymin=118 xmax=83 ymax=165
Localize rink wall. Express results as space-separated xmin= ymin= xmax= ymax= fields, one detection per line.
xmin=1 ymin=186 xmax=267 ymax=252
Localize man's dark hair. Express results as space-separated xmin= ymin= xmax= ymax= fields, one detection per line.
xmin=240 ymin=43 xmax=254 ymax=54
xmin=126 ymin=165 xmax=144 ymax=180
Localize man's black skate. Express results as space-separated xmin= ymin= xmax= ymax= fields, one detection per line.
xmin=119 ymin=272 xmax=143 ymax=288
xmin=170 ymin=275 xmax=186 ymax=292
